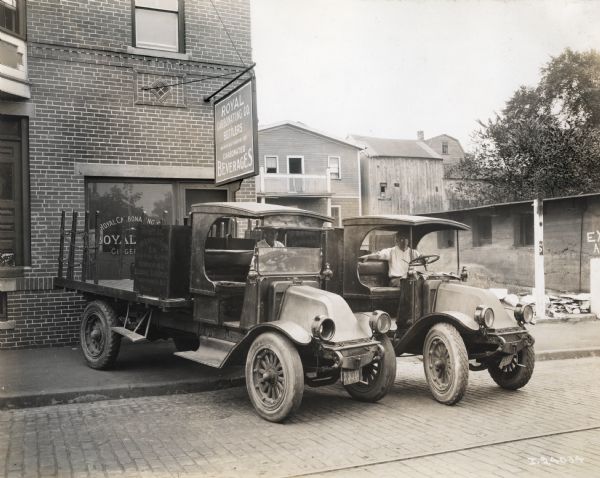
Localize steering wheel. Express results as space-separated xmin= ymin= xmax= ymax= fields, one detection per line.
xmin=408 ymin=254 xmax=440 ymax=269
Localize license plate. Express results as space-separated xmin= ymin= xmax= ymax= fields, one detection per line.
xmin=342 ymin=368 xmax=361 ymax=385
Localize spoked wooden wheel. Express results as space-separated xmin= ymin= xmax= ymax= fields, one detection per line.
xmin=245 ymin=332 xmax=303 ymax=422
xmin=428 ymin=337 xmax=452 ymax=389
xmin=488 ymin=345 xmax=535 ymax=390
xmin=254 ymin=349 xmax=285 ymax=407
xmin=344 ymin=335 xmax=396 ymax=402
xmin=84 ymin=314 xmax=106 ymax=358
xmin=80 ymin=300 xmax=121 ymax=370
xmin=423 ymin=323 xmax=468 ymax=405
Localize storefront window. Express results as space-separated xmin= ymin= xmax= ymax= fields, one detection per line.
xmin=86 ymin=181 xmax=229 ymax=280
xmin=87 ymin=181 xmax=174 ymax=280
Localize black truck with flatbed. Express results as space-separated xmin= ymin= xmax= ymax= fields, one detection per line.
xmin=56 ymin=202 xmax=396 ymax=422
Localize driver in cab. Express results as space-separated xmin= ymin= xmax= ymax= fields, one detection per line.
xmin=257 ymin=228 xmax=284 ymax=248
xmin=359 ymin=232 xmax=420 ymax=287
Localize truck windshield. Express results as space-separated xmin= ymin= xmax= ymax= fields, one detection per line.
xmin=257 ymin=247 xmax=321 ymax=275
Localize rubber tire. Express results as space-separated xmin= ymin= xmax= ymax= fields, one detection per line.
xmin=344 ymin=335 xmax=397 ymax=402
xmin=80 ymin=300 xmax=122 ymax=370
xmin=488 ymin=345 xmax=535 ymax=390
xmin=423 ymin=323 xmax=469 ymax=405
xmin=173 ymin=336 xmax=200 ymax=352
xmin=245 ymin=332 xmax=304 ymax=423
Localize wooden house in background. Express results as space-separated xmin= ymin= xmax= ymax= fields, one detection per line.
xmin=257 ymin=122 xmax=363 ymax=226
xmin=349 ymin=134 xmax=444 ymax=215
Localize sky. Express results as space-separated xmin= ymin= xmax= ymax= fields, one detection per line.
xmin=250 ymin=0 xmax=600 ymax=151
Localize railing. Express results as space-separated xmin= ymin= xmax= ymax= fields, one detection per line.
xmin=257 ymin=167 xmax=332 ymax=196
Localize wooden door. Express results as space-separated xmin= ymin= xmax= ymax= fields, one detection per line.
xmin=0 ymin=136 xmax=22 ymax=266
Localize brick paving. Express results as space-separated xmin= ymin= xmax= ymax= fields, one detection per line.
xmin=315 ymin=428 xmax=600 ymax=477
xmin=1 ymin=356 xmax=599 ymax=477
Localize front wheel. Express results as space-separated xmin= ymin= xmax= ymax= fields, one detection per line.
xmin=80 ymin=300 xmax=122 ymax=370
xmin=423 ymin=323 xmax=469 ymax=405
xmin=245 ymin=332 xmax=304 ymax=423
xmin=344 ymin=335 xmax=397 ymax=402
xmin=488 ymin=345 xmax=535 ymax=390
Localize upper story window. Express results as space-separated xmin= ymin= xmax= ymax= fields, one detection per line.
xmin=328 ymin=156 xmax=341 ymax=180
xmin=442 ymin=141 xmax=449 ymax=155
xmin=287 ymin=156 xmax=303 ymax=174
xmin=133 ymin=0 xmax=184 ymax=53
xmin=0 ymin=0 xmax=26 ymax=38
xmin=379 ymin=182 xmax=387 ymax=199
xmin=265 ymin=156 xmax=278 ymax=174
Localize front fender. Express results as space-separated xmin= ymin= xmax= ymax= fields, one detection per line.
xmin=278 ymin=285 xmax=372 ymax=342
xmin=394 ymin=312 xmax=478 ymax=355
xmin=222 ymin=321 xmax=312 ymax=367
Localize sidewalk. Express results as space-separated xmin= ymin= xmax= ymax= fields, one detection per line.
xmin=0 ymin=319 xmax=598 ymax=410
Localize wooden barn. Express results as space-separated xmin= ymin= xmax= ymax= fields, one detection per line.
xmin=349 ymin=134 xmax=445 ymax=215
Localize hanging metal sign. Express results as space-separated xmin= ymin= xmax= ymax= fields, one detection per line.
xmin=213 ymin=79 xmax=258 ymax=186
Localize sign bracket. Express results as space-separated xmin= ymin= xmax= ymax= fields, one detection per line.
xmin=204 ymin=63 xmax=256 ymax=104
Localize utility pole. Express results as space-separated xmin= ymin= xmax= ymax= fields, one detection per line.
xmin=533 ymin=199 xmax=545 ymax=320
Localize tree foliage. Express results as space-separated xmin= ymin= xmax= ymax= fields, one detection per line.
xmin=456 ymin=48 xmax=600 ymax=203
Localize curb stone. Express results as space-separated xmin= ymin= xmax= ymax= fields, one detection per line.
xmin=1 ymin=351 xmax=598 ymax=410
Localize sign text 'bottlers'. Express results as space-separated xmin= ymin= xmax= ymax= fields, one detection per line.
xmin=214 ymin=80 xmax=258 ymax=186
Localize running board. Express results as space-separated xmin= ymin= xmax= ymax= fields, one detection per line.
xmin=174 ymin=337 xmax=236 ymax=368
xmin=111 ymin=327 xmax=148 ymax=343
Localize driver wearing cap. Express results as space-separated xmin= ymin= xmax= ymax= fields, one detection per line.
xmin=359 ymin=232 xmax=420 ymax=287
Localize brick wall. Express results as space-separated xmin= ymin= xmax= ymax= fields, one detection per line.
xmin=1 ymin=290 xmax=85 ymax=349
xmin=0 ymin=0 xmax=253 ymax=348
xmin=236 ymin=177 xmax=257 ymax=202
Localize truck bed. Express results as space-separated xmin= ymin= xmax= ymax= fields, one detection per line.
xmin=54 ymin=277 xmax=191 ymax=309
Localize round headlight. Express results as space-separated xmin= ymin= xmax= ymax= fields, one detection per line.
xmin=475 ymin=305 xmax=495 ymax=328
xmin=522 ymin=304 xmax=534 ymax=323
xmin=369 ymin=311 xmax=391 ymax=334
xmin=311 ymin=316 xmax=335 ymax=341
xmin=483 ymin=307 xmax=495 ymax=328
xmin=514 ymin=303 xmax=535 ymax=324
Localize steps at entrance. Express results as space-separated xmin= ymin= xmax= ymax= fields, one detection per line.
xmin=111 ymin=327 xmax=148 ymax=343
xmin=174 ymin=337 xmax=236 ymax=368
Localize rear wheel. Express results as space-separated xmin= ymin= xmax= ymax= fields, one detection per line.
xmin=423 ymin=323 xmax=469 ymax=405
xmin=80 ymin=300 xmax=121 ymax=370
xmin=488 ymin=345 xmax=535 ymax=390
xmin=245 ymin=332 xmax=304 ymax=423
xmin=344 ymin=335 xmax=397 ymax=402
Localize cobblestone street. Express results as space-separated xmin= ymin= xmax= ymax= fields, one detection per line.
xmin=1 ymin=357 xmax=599 ymax=477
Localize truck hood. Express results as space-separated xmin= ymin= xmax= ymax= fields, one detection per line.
xmin=278 ymin=285 xmax=372 ymax=342
xmin=434 ymin=282 xmax=518 ymax=331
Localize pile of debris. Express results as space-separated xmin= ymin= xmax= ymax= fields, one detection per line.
xmin=546 ymin=293 xmax=591 ymax=315
xmin=489 ymin=288 xmax=594 ymax=319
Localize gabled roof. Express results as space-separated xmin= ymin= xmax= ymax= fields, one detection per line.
xmin=348 ymin=134 xmax=442 ymax=159
xmin=259 ymin=121 xmax=362 ymax=150
xmin=425 ymin=134 xmax=465 ymax=155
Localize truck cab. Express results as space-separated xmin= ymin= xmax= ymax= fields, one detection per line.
xmin=324 ymin=214 xmax=536 ymax=405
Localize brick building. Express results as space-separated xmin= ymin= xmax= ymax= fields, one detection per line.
xmin=256 ymin=121 xmax=362 ymax=225
xmin=0 ymin=0 xmax=255 ymax=348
